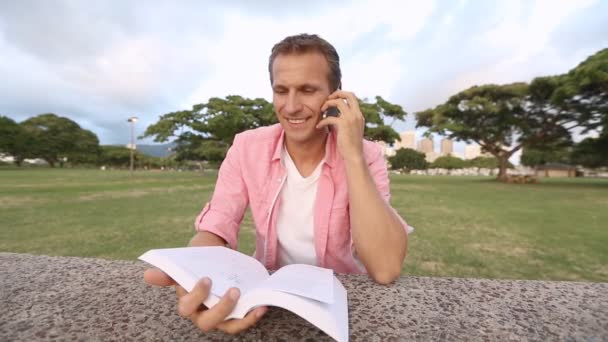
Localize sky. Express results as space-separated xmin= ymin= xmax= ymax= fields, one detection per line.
xmin=1 ymin=0 xmax=607 ymax=162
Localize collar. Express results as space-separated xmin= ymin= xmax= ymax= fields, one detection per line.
xmin=271 ymin=127 xmax=337 ymax=169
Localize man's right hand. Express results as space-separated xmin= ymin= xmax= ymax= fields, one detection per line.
xmin=143 ymin=268 xmax=267 ymax=335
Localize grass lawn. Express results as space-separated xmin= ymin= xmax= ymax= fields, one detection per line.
xmin=1 ymin=168 xmax=607 ymax=282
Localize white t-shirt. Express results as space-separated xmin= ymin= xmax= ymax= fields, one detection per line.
xmin=276 ymin=146 xmax=323 ymax=267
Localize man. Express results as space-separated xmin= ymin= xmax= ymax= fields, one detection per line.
xmin=144 ymin=33 xmax=410 ymax=335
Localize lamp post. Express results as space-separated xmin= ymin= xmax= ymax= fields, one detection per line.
xmin=127 ymin=116 xmax=139 ymax=176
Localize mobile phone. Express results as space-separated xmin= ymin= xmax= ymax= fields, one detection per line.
xmin=322 ymin=106 xmax=340 ymax=119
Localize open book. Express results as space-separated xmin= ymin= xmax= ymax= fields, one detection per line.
xmin=139 ymin=246 xmax=349 ymax=342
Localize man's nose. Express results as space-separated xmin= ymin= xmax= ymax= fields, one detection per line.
xmin=284 ymin=92 xmax=303 ymax=115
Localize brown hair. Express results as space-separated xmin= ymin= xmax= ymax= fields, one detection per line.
xmin=268 ymin=33 xmax=342 ymax=91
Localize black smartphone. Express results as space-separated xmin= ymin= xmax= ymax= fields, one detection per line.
xmin=322 ymin=106 xmax=340 ymax=119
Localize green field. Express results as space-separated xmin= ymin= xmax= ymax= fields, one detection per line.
xmin=1 ymin=168 xmax=607 ymax=282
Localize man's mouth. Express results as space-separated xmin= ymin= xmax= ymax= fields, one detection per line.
xmin=287 ymin=118 xmax=306 ymax=124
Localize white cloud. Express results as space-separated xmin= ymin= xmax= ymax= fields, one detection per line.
xmin=183 ymin=0 xmax=436 ymax=109
xmin=0 ymin=0 xmax=605 ymax=147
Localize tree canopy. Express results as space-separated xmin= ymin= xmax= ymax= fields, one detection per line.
xmin=20 ymin=113 xmax=100 ymax=167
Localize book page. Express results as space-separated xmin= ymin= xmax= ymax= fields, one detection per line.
xmin=139 ymin=247 xmax=269 ymax=296
xmin=230 ymin=276 xmax=349 ymax=342
xmin=258 ymin=264 xmax=334 ymax=303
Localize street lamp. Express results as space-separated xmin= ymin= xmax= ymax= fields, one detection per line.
xmin=127 ymin=116 xmax=139 ymax=176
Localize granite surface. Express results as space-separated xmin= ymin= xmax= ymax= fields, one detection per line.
xmin=1 ymin=252 xmax=607 ymax=341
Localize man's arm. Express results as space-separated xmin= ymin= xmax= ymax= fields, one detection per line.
xmin=318 ymin=90 xmax=407 ymax=284
xmin=189 ymin=230 xmax=228 ymax=247
xmin=344 ymin=154 xmax=407 ymax=284
xmin=144 ymin=135 xmax=267 ymax=334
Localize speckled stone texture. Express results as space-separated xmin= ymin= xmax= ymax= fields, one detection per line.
xmin=1 ymin=253 xmax=606 ymax=341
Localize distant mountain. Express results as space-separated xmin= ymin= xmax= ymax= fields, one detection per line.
xmin=136 ymin=143 xmax=176 ymax=158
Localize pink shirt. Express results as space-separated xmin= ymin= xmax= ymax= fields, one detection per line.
xmin=195 ymin=124 xmax=408 ymax=273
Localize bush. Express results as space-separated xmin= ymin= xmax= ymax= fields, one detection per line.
xmin=388 ymin=148 xmax=428 ymax=171
xmin=431 ymin=155 xmax=466 ymax=169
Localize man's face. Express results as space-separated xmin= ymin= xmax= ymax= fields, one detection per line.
xmin=271 ymin=52 xmax=332 ymax=145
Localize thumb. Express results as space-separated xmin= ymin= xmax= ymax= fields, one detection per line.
xmin=144 ymin=267 xmax=177 ymax=287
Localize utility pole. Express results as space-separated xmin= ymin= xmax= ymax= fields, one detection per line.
xmin=127 ymin=116 xmax=139 ymax=177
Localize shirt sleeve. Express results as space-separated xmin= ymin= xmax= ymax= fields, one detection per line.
xmin=194 ymin=134 xmax=249 ymax=249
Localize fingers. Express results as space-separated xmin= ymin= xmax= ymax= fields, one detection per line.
xmin=178 ymin=277 xmax=211 ymax=317
xmin=322 ymin=98 xmax=350 ymax=117
xmin=192 ymin=287 xmax=240 ymax=332
xmin=216 ymin=306 xmax=268 ymax=335
xmin=328 ymin=90 xmax=360 ymax=111
xmin=143 ymin=268 xmax=176 ymax=287
xmin=316 ymin=116 xmax=340 ymax=129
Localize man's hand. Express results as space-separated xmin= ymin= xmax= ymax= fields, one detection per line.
xmin=317 ymin=90 xmax=365 ymax=163
xmin=143 ymin=268 xmax=267 ymax=335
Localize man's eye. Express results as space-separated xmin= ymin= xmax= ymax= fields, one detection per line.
xmin=274 ymin=89 xmax=287 ymax=94
xmin=303 ymin=88 xmax=315 ymax=94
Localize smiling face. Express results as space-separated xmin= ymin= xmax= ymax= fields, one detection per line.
xmin=271 ymin=52 xmax=332 ymax=147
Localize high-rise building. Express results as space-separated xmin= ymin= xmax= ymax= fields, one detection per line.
xmin=440 ymin=138 xmax=453 ymax=155
xmin=418 ymin=137 xmax=434 ymax=154
xmin=464 ymin=144 xmax=481 ymax=160
xmin=399 ymin=131 xmax=416 ymax=150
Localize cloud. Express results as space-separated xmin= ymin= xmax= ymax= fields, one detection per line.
xmin=0 ymin=0 xmax=605 ymax=150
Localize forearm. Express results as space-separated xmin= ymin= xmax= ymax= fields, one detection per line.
xmin=189 ymin=231 xmax=228 ymax=247
xmin=345 ymin=157 xmax=407 ymax=284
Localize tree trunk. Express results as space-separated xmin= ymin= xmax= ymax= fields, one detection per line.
xmin=497 ymin=155 xmax=509 ymax=182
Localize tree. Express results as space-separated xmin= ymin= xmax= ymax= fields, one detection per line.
xmin=550 ymin=48 xmax=608 ymax=167
xmin=431 ymin=155 xmax=466 ymax=169
xmin=550 ymin=48 xmax=608 ymax=133
xmin=0 ymin=115 xmax=33 ymax=166
xmin=416 ymin=84 xmax=523 ymax=180
xmin=98 ymin=145 xmax=134 ymax=168
xmin=416 ymin=82 xmax=578 ymax=181
xmin=66 ymin=129 xmax=101 ymax=166
xmin=570 ymin=134 xmax=608 ymax=168
xmin=466 ymin=156 xmax=511 ymax=169
xmin=143 ymin=95 xmax=406 ymax=163
xmin=20 ymin=113 xmax=100 ymax=167
xmin=388 ymin=148 xmax=428 ymax=172
xmin=520 ymin=146 xmax=571 ymax=168
xmin=359 ymin=96 xmax=407 ymax=144
xmin=143 ymin=96 xmax=276 ymax=163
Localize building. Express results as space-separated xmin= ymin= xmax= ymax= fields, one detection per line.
xmin=377 ymin=141 xmax=396 ymax=157
xmin=398 ymin=131 xmax=416 ymax=150
xmin=425 ymin=151 xmax=440 ymax=163
xmin=440 ymin=138 xmax=453 ymax=155
xmin=417 ymin=138 xmax=434 ymax=154
xmin=464 ymin=144 xmax=481 ymax=160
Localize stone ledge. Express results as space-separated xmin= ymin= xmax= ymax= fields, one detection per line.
xmin=1 ymin=252 xmax=606 ymax=341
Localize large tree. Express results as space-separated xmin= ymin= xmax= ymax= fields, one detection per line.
xmin=0 ymin=115 xmax=33 ymax=166
xmin=550 ymin=48 xmax=608 ymax=133
xmin=416 ymin=49 xmax=608 ymax=181
xmin=143 ymin=96 xmax=276 ymax=163
xmin=20 ymin=113 xmax=100 ymax=167
xmin=550 ymin=48 xmax=608 ymax=166
xmin=143 ymin=95 xmax=405 ymax=163
xmin=416 ymin=83 xmax=526 ymax=181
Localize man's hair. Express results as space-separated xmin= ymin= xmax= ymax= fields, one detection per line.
xmin=268 ymin=33 xmax=342 ymax=91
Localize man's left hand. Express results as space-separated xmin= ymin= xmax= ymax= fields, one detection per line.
xmin=316 ymin=90 xmax=365 ymax=163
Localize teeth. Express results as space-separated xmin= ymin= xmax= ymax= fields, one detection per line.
xmin=288 ymin=118 xmax=305 ymax=124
